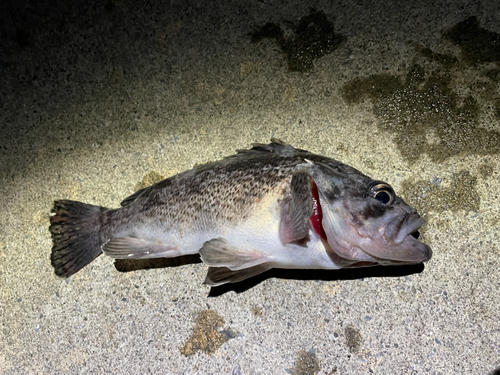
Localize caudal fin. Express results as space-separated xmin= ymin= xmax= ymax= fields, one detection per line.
xmin=49 ymin=200 xmax=108 ymax=277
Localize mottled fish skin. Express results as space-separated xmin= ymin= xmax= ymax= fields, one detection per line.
xmin=106 ymin=141 xmax=363 ymax=242
xmin=50 ymin=139 xmax=432 ymax=285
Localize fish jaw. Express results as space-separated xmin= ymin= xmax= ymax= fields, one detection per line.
xmin=356 ymin=220 xmax=432 ymax=265
xmin=352 ymin=205 xmax=432 ymax=264
xmin=378 ymin=212 xmax=433 ymax=263
xmin=383 ymin=230 xmax=432 ymax=264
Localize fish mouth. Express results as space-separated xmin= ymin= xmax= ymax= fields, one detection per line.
xmin=398 ymin=231 xmax=432 ymax=263
xmin=354 ymin=213 xmax=432 ymax=264
xmin=378 ymin=215 xmax=432 ymax=263
xmin=384 ymin=212 xmax=426 ymax=245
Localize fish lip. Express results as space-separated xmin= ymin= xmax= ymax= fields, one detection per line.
xmin=406 ymin=234 xmax=432 ymax=262
xmin=346 ymin=214 xmax=430 ymax=263
xmin=384 ymin=213 xmax=426 ymax=246
xmin=365 ymin=213 xmax=432 ymax=264
xmin=383 ymin=214 xmax=432 ymax=263
xmin=373 ymin=233 xmax=433 ymax=264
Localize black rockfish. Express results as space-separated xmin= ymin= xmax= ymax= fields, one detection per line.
xmin=50 ymin=139 xmax=432 ymax=286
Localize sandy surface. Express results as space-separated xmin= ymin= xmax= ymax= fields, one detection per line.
xmin=1 ymin=0 xmax=499 ymax=373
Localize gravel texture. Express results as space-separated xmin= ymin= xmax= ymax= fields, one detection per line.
xmin=1 ymin=0 xmax=499 ymax=373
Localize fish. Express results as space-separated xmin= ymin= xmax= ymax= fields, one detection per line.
xmin=50 ymin=139 xmax=432 ymax=286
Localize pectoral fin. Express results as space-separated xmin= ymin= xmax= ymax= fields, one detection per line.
xmin=204 ymin=264 xmax=273 ymax=286
xmin=102 ymin=237 xmax=181 ymax=259
xmin=199 ymin=238 xmax=268 ymax=270
xmin=279 ymin=169 xmax=313 ymax=244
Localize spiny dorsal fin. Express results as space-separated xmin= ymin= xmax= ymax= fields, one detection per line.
xmin=235 ymin=138 xmax=308 ymax=156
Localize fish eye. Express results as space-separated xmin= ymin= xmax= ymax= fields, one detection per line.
xmin=369 ymin=182 xmax=395 ymax=205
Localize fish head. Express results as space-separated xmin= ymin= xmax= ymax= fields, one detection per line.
xmin=307 ymin=160 xmax=432 ymax=267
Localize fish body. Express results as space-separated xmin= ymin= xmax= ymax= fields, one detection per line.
xmin=50 ymin=139 xmax=432 ymax=285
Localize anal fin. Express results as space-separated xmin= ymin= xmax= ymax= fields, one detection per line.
xmin=102 ymin=237 xmax=181 ymax=259
xmin=199 ymin=237 xmax=268 ymax=270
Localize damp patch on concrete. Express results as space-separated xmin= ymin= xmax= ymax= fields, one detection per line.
xmin=291 ymin=350 xmax=321 ymax=375
xmin=134 ymin=171 xmax=166 ymax=191
xmin=250 ymin=305 xmax=264 ymax=316
xmin=401 ymin=170 xmax=480 ymax=219
xmin=251 ymin=9 xmax=345 ymax=72
xmin=443 ymin=16 xmax=500 ymax=65
xmin=478 ymin=163 xmax=494 ymax=179
xmin=340 ymin=17 xmax=500 ymax=163
xmin=180 ymin=310 xmax=229 ymax=356
xmin=344 ymin=325 xmax=362 ymax=353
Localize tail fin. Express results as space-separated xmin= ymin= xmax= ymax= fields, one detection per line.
xmin=49 ymin=200 xmax=109 ymax=277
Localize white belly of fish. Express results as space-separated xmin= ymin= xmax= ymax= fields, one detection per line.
xmin=103 ymin=186 xmax=340 ymax=272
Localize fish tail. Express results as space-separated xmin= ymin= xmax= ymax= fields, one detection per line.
xmin=49 ymin=200 xmax=109 ymax=278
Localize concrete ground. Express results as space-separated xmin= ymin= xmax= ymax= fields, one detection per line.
xmin=1 ymin=0 xmax=499 ymax=373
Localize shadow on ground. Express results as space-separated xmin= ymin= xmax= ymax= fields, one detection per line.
xmin=114 ymin=256 xmax=425 ymax=296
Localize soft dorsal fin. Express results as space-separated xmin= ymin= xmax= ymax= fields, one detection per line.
xmin=120 ymin=187 xmax=149 ymax=206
